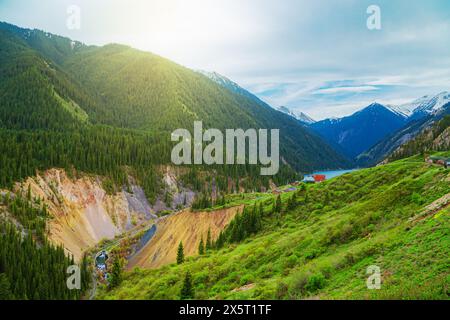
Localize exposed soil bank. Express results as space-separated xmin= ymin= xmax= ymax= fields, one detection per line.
xmin=127 ymin=206 xmax=243 ymax=269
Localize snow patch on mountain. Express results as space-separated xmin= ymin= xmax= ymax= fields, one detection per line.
xmin=396 ymin=91 xmax=450 ymax=118
xmin=298 ymin=112 xmax=316 ymax=124
xmin=277 ymin=106 xmax=298 ymax=118
xmin=277 ymin=106 xmax=316 ymax=124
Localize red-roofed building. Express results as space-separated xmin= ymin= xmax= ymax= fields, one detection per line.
xmin=313 ymin=174 xmax=326 ymax=183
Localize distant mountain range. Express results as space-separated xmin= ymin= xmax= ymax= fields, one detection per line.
xmin=310 ymin=103 xmax=408 ymax=159
xmin=199 ymin=70 xmax=449 ymax=167
xmin=308 ymin=92 xmax=450 ymax=165
xmin=197 ymin=71 xmax=318 ymax=125
xmin=358 ymin=98 xmax=450 ymax=166
xmin=395 ymin=91 xmax=450 ymax=120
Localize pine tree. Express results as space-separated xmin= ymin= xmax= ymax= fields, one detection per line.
xmin=274 ymin=195 xmax=282 ymax=213
xmin=198 ymin=237 xmax=205 ymax=255
xmin=215 ymin=231 xmax=225 ymax=249
xmin=206 ymin=228 xmax=212 ymax=252
xmin=109 ymin=258 xmax=122 ymax=288
xmin=180 ymin=271 xmax=194 ymax=299
xmin=288 ymin=192 xmax=297 ymax=210
xmin=27 ymin=184 xmax=32 ymax=201
xmin=0 ymin=273 xmax=12 ymax=300
xmin=177 ymin=241 xmax=185 ymax=264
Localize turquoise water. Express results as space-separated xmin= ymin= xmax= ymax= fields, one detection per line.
xmin=304 ymin=169 xmax=357 ymax=180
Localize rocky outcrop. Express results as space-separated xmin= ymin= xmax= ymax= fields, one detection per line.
xmin=16 ymin=169 xmax=157 ymax=261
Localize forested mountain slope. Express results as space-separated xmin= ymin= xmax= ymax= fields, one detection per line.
xmin=0 ymin=21 xmax=351 ymax=174
xmin=61 ymin=44 xmax=350 ymax=171
xmin=387 ymin=115 xmax=450 ymax=162
xmin=0 ymin=28 xmax=87 ymax=130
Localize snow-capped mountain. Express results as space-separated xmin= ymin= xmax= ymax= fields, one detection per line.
xmin=277 ymin=106 xmax=296 ymax=117
xmin=196 ymin=70 xmax=260 ymax=102
xmin=358 ymin=100 xmax=450 ymax=166
xmin=384 ymin=104 xmax=411 ymax=118
xmin=277 ymin=106 xmax=316 ymax=124
xmin=396 ymin=91 xmax=450 ymax=121
xmin=310 ymin=91 xmax=450 ymax=161
xmin=297 ymin=112 xmax=316 ymax=124
xmin=198 ymin=71 xmax=320 ymax=126
xmin=310 ymin=103 xmax=408 ymax=159
xmin=277 ymin=106 xmax=298 ymax=119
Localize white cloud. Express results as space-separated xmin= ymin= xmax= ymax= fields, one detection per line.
xmin=313 ymin=86 xmax=379 ymax=95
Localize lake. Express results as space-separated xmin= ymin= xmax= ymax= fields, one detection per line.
xmin=304 ymin=169 xmax=357 ymax=180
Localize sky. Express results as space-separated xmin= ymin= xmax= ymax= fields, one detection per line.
xmin=1 ymin=0 xmax=450 ymax=120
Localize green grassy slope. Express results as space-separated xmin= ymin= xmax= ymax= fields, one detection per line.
xmin=98 ymin=154 xmax=450 ymax=300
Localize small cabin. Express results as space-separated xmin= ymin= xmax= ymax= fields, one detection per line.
xmin=313 ymin=174 xmax=326 ymax=183
xmin=302 ymin=176 xmax=315 ymax=183
xmin=426 ymin=156 xmax=450 ymax=168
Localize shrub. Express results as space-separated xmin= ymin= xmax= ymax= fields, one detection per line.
xmin=239 ymin=273 xmax=254 ymax=286
xmin=411 ymin=192 xmax=425 ymax=205
xmin=305 ymin=273 xmax=326 ymax=292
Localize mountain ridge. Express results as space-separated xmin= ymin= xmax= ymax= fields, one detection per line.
xmin=309 ymin=93 xmax=449 ymax=164
xmin=310 ymin=102 xmax=408 ymax=159
xmin=359 ymin=102 xmax=450 ymax=166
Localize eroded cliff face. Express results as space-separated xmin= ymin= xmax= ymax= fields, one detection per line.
xmin=16 ymin=169 xmax=157 ymax=261
xmin=127 ymin=205 xmax=243 ymax=270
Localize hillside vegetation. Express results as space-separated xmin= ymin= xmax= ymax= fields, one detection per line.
xmin=388 ymin=115 xmax=450 ymax=162
xmin=98 ymin=155 xmax=450 ymax=300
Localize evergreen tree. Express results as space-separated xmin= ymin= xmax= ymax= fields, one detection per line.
xmin=0 ymin=273 xmax=12 ymax=300
xmin=213 ymin=204 xmax=263 ymax=248
xmin=287 ymin=192 xmax=297 ymax=210
xmin=180 ymin=271 xmax=194 ymax=300
xmin=198 ymin=237 xmax=205 ymax=255
xmin=109 ymin=258 xmax=122 ymax=288
xmin=274 ymin=195 xmax=282 ymax=213
xmin=215 ymin=231 xmax=225 ymax=249
xmin=259 ymin=202 xmax=264 ymax=217
xmin=205 ymin=228 xmax=212 ymax=252
xmin=177 ymin=241 xmax=185 ymax=264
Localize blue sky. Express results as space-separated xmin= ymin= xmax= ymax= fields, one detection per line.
xmin=1 ymin=0 xmax=449 ymax=119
